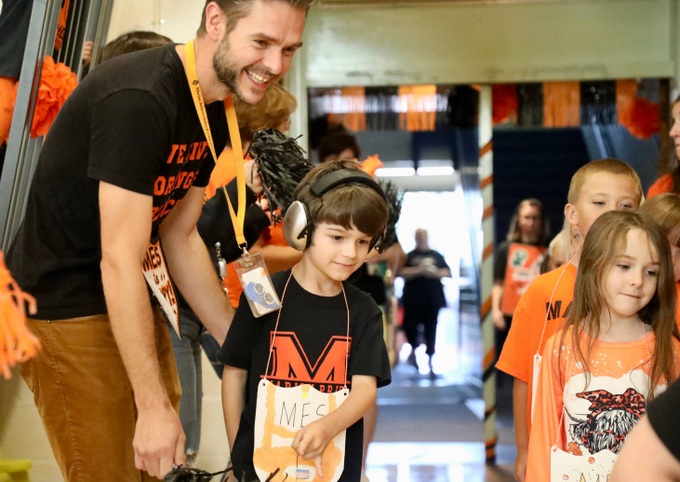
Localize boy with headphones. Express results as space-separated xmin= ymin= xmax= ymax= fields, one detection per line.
xmin=218 ymin=160 xmax=392 ymax=482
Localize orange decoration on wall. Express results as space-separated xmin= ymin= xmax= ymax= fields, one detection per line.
xmin=398 ymin=85 xmax=436 ymax=132
xmin=628 ymin=97 xmax=660 ymax=139
xmin=491 ymin=84 xmax=518 ymax=125
xmin=616 ymin=79 xmax=660 ymax=139
xmin=542 ymin=81 xmax=580 ymax=127
xmin=327 ymin=87 xmax=366 ymax=132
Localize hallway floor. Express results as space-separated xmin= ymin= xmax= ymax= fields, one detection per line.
xmin=365 ymin=363 xmax=516 ymax=482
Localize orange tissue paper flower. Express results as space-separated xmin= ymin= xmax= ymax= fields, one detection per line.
xmin=360 ymin=154 xmax=384 ymax=177
xmin=492 ymin=84 xmax=518 ymax=125
xmin=627 ymin=97 xmax=660 ymax=139
xmin=14 ymin=55 xmax=78 ymax=138
xmin=0 ymin=251 xmax=40 ymax=379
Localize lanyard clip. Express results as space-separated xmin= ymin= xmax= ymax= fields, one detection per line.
xmin=239 ymin=243 xmax=250 ymax=259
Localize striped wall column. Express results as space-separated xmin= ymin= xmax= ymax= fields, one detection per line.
xmin=478 ymin=84 xmax=497 ymax=464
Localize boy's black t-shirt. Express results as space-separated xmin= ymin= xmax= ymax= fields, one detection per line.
xmin=7 ymin=44 xmax=228 ymax=319
xmin=218 ymin=269 xmax=391 ymax=482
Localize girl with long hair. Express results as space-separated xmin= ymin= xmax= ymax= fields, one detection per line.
xmin=526 ymin=210 xmax=680 ymax=482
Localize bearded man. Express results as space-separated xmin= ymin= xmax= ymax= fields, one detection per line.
xmin=6 ymin=1 xmax=312 ymax=480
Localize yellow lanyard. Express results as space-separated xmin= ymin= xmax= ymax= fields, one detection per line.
xmin=183 ymin=40 xmax=247 ymax=248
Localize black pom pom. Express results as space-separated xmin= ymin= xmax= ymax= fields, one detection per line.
xmin=377 ymin=179 xmax=403 ymax=247
xmin=246 ymin=129 xmax=313 ymax=224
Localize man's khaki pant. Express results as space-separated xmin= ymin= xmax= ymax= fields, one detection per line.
xmin=20 ymin=310 xmax=181 ymax=482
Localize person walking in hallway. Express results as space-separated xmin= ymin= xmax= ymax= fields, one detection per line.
xmin=398 ymin=228 xmax=451 ymax=376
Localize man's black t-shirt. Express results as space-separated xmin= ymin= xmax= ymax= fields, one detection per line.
xmin=218 ymin=269 xmax=391 ymax=482
xmin=7 ymin=44 xmax=228 ymax=319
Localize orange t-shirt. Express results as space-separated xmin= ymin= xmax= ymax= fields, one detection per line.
xmin=496 ymin=262 xmax=578 ymax=434
xmin=205 ymin=148 xmax=239 ymax=200
xmin=647 ymin=173 xmax=674 ymax=199
xmin=526 ymin=327 xmax=680 ymax=482
xmin=501 ymin=243 xmax=547 ymax=315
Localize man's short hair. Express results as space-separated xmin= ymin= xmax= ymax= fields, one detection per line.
xmin=197 ymin=0 xmax=315 ymax=37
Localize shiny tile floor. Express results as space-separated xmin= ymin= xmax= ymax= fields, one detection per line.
xmin=363 ymin=305 xmax=517 ymax=482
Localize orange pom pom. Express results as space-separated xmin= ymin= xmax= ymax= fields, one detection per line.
xmin=627 ymin=97 xmax=660 ymax=139
xmin=360 ymin=154 xmax=384 ymax=177
xmin=0 ymin=251 xmax=40 ymax=379
xmin=14 ymin=56 xmax=78 ymax=138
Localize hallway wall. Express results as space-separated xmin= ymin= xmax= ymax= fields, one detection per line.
xmin=304 ymin=0 xmax=678 ymax=87
xmin=107 ymin=1 xmax=680 ymax=89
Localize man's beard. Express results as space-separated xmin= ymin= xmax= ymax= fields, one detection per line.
xmin=212 ymin=35 xmax=274 ymax=105
xmin=212 ymin=37 xmax=245 ymax=102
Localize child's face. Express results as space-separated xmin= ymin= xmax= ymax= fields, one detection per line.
xmin=566 ymin=172 xmax=640 ymax=239
xmin=305 ymin=222 xmax=373 ymax=282
xmin=602 ymin=228 xmax=659 ymax=324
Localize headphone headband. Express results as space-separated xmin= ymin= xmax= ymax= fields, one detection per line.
xmin=310 ymin=169 xmax=386 ymax=200
xmin=282 ymin=167 xmax=387 ymax=252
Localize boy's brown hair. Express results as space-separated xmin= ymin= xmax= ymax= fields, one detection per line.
xmin=293 ymin=160 xmax=389 ymax=245
xmin=567 ymin=158 xmax=643 ymax=205
xmin=640 ymin=193 xmax=680 ymax=248
xmin=100 ymin=31 xmax=172 ymax=62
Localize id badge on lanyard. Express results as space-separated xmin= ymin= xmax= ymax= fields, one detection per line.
xmin=234 ymin=252 xmax=280 ymax=317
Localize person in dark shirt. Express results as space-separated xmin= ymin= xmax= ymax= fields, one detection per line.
xmin=6 ymin=1 xmax=312 ymax=479
xmin=399 ymin=228 xmax=451 ymax=375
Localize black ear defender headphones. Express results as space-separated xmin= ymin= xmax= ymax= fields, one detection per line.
xmin=282 ymin=168 xmax=388 ymax=252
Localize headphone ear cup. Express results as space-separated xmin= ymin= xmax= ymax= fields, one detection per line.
xmin=369 ymin=230 xmax=385 ymax=253
xmin=282 ymin=201 xmax=311 ymax=251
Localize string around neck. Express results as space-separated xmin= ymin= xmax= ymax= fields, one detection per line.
xmin=263 ymin=267 xmax=351 ymax=390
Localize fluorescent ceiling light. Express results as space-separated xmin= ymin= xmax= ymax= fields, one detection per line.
xmin=417 ymin=166 xmax=455 ymax=176
xmin=375 ymin=167 xmax=416 ymax=177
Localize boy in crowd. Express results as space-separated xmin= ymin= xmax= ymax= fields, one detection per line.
xmin=219 ymin=160 xmax=392 ymax=482
xmin=496 ymin=158 xmax=643 ymax=481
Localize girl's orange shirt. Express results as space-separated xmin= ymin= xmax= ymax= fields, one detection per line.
xmin=526 ymin=326 xmax=680 ymax=482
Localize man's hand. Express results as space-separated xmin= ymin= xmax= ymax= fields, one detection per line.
xmin=133 ymin=403 xmax=186 ymax=478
